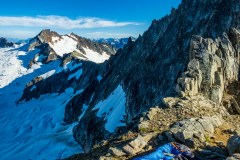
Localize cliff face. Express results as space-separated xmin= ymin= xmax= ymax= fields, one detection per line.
xmin=64 ymin=0 xmax=240 ymax=153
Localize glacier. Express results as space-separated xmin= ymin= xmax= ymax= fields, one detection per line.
xmin=0 ymin=46 xmax=82 ymax=160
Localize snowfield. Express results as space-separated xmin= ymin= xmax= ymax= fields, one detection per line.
xmin=82 ymin=47 xmax=110 ymax=63
xmin=93 ymin=85 xmax=126 ymax=133
xmin=49 ymin=35 xmax=79 ymax=57
xmin=49 ymin=35 xmax=110 ymax=63
xmin=0 ymin=46 xmax=82 ymax=160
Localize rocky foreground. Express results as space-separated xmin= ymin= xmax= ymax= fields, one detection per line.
xmin=67 ymin=34 xmax=240 ymax=159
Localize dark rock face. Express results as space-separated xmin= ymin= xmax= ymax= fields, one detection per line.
xmin=72 ymin=33 xmax=116 ymax=56
xmin=0 ymin=38 xmax=14 ymax=48
xmin=64 ymin=0 xmax=240 ymax=153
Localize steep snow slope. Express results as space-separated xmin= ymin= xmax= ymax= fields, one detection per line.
xmin=92 ymin=85 xmax=126 ymax=133
xmin=0 ymin=46 xmax=82 ymax=159
xmin=82 ymin=47 xmax=110 ymax=63
xmin=49 ymin=35 xmax=79 ymax=57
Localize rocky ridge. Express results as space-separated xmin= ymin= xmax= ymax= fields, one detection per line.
xmin=64 ymin=0 xmax=240 ymax=159
xmin=19 ymin=30 xmax=117 ymax=102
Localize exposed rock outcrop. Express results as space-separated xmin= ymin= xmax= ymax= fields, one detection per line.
xmin=176 ymin=29 xmax=240 ymax=105
xmin=170 ymin=116 xmax=223 ymax=148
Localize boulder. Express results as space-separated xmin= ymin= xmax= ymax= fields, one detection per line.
xmin=122 ymin=134 xmax=154 ymax=155
xmin=146 ymin=107 xmax=161 ymax=120
xmin=162 ymin=97 xmax=178 ymax=108
xmin=170 ymin=116 xmax=223 ymax=147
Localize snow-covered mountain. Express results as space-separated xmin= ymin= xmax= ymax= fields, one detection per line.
xmin=63 ymin=0 xmax=240 ymax=159
xmin=0 ymin=30 xmax=116 ymax=159
xmin=28 ymin=29 xmax=116 ymax=64
xmin=94 ymin=37 xmax=136 ymax=49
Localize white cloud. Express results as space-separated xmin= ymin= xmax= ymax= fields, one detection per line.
xmin=87 ymin=32 xmax=132 ymax=38
xmin=0 ymin=16 xmax=141 ymax=29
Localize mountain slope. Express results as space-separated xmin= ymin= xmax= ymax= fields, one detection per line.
xmin=62 ymin=0 xmax=240 ymax=156
xmin=0 ymin=31 xmax=116 ymax=159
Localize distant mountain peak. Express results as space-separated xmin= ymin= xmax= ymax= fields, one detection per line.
xmin=94 ymin=37 xmax=136 ymax=49
xmin=27 ymin=30 xmax=116 ymax=65
xmin=0 ymin=37 xmax=14 ymax=48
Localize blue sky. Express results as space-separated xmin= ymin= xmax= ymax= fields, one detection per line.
xmin=0 ymin=0 xmax=181 ymax=39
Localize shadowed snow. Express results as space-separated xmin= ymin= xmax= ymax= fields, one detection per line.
xmin=0 ymin=46 xmax=82 ymax=160
xmin=93 ymin=85 xmax=126 ymax=133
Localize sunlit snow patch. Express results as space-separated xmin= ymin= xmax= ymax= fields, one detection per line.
xmin=49 ymin=35 xmax=79 ymax=57
xmin=82 ymin=47 xmax=110 ymax=63
xmin=39 ymin=70 xmax=56 ymax=79
xmin=0 ymin=47 xmax=41 ymax=88
xmin=93 ymin=85 xmax=126 ymax=133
